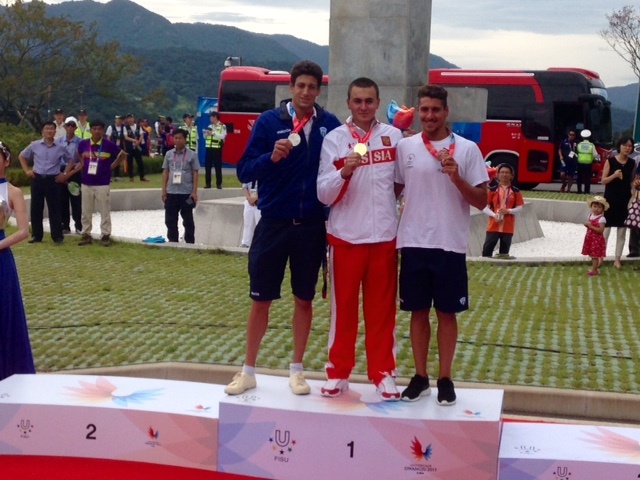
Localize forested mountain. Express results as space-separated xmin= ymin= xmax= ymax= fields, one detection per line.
xmin=43 ymin=0 xmax=456 ymax=122
xmin=607 ymin=83 xmax=637 ymax=135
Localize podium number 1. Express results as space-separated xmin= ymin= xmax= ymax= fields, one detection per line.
xmin=86 ymin=424 xmax=97 ymax=440
xmin=347 ymin=440 xmax=354 ymax=458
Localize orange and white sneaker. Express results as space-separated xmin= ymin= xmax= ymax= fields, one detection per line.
xmin=376 ymin=374 xmax=400 ymax=401
xmin=321 ymin=379 xmax=349 ymax=397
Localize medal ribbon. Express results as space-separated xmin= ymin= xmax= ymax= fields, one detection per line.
xmin=291 ymin=113 xmax=313 ymax=135
xmin=347 ymin=120 xmax=377 ymax=146
xmin=422 ymin=131 xmax=456 ymax=161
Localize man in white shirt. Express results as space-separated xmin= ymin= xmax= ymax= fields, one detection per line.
xmin=394 ymin=84 xmax=488 ymax=406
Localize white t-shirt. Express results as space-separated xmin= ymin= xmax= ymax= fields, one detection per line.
xmin=395 ymin=132 xmax=488 ymax=253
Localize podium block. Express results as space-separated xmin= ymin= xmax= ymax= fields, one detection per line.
xmin=218 ymin=374 xmax=503 ymax=480
xmin=0 ymin=374 xmax=225 ymax=471
xmin=500 ymin=422 xmax=640 ymax=478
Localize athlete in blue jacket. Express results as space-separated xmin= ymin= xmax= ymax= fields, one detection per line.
xmin=228 ymin=60 xmax=341 ymax=397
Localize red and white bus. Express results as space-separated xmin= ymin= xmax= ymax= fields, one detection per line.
xmin=428 ymin=68 xmax=613 ymax=188
xmin=217 ymin=66 xmax=328 ymax=166
xmin=218 ymin=66 xmax=613 ymax=188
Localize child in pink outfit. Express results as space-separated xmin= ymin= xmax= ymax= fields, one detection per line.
xmin=582 ymin=196 xmax=608 ymax=276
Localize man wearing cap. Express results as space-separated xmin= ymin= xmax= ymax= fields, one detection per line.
xmin=204 ymin=112 xmax=226 ymax=189
xmin=18 ymin=121 xmax=72 ymax=243
xmin=75 ymin=110 xmax=91 ymax=140
xmin=56 ymin=117 xmax=82 ymax=234
xmin=65 ymin=119 xmax=126 ymax=247
xmin=123 ymin=113 xmax=149 ymax=182
xmin=53 ymin=108 xmax=66 ymax=139
xmin=180 ymin=114 xmax=198 ymax=153
xmin=576 ymin=129 xmax=597 ymax=195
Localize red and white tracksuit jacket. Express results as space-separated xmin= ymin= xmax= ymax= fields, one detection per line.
xmin=317 ymin=119 xmax=403 ymax=384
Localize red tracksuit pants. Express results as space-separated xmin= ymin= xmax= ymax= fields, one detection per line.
xmin=325 ymin=239 xmax=397 ymax=385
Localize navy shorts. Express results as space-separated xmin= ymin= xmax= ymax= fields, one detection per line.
xmin=248 ymin=217 xmax=326 ymax=302
xmin=399 ymin=247 xmax=469 ymax=313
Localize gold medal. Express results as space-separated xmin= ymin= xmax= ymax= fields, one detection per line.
xmin=354 ymin=143 xmax=367 ymax=156
xmin=288 ymin=133 xmax=301 ymax=147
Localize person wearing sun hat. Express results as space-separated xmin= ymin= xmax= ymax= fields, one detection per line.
xmin=582 ymin=195 xmax=609 ymax=276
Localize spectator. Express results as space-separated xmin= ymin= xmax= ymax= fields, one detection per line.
xmin=106 ymin=115 xmax=125 ymax=182
xmin=18 ymin=121 xmax=71 ymax=244
xmin=601 ymin=135 xmax=636 ymax=269
xmin=317 ymin=76 xmax=403 ymax=401
xmin=226 ymin=60 xmax=341 ymax=396
xmin=162 ymin=117 xmax=175 ymax=156
xmin=181 ymin=113 xmax=198 ymax=154
xmin=0 ymin=140 xmax=36 ymax=380
xmin=204 ymin=112 xmax=226 ymax=189
xmin=629 ymin=161 xmax=640 ymax=258
xmin=481 ymin=163 xmax=524 ymax=259
xmin=67 ymin=119 xmax=126 ymax=247
xmin=141 ymin=119 xmax=153 ymax=157
xmin=576 ymin=129 xmax=597 ymax=194
xmin=394 ymin=84 xmax=488 ymax=406
xmin=75 ymin=109 xmax=91 ymax=140
xmin=123 ymin=113 xmax=149 ymax=182
xmin=558 ymin=130 xmax=578 ymax=193
xmin=53 ymin=108 xmax=66 ymax=139
xmin=161 ymin=129 xmax=199 ymax=243
xmin=582 ymin=196 xmax=608 ymax=276
xmin=240 ymin=180 xmax=260 ymax=248
xmin=56 ymin=116 xmax=82 ymax=234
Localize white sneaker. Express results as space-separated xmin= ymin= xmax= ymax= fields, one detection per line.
xmin=289 ymin=371 xmax=310 ymax=395
xmin=321 ymin=378 xmax=349 ymax=397
xmin=376 ymin=374 xmax=400 ymax=401
xmin=224 ymin=372 xmax=256 ymax=395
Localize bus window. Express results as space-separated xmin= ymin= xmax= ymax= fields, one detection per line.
xmin=485 ymin=85 xmax=537 ymax=120
xmin=522 ymin=104 xmax=552 ymax=141
xmin=219 ymin=81 xmax=287 ymax=113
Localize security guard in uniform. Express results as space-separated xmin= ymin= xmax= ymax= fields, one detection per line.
xmin=576 ymin=129 xmax=597 ymax=194
xmin=204 ymin=112 xmax=227 ymax=189
xmin=181 ymin=113 xmax=198 ymax=152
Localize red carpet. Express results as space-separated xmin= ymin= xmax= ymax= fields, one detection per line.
xmin=0 ymin=455 xmax=261 ymax=480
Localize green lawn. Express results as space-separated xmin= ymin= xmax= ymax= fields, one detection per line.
xmin=10 ymin=236 xmax=640 ymax=395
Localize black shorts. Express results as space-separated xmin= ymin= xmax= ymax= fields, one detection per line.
xmin=248 ymin=217 xmax=326 ymax=302
xmin=399 ymin=247 xmax=469 ymax=313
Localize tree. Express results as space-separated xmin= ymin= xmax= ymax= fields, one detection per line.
xmin=0 ymin=0 xmax=138 ymax=129
xmin=601 ymin=5 xmax=640 ymax=139
xmin=601 ymin=5 xmax=640 ymax=79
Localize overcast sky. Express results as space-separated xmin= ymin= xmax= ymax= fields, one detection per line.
xmin=43 ymin=0 xmax=636 ymax=88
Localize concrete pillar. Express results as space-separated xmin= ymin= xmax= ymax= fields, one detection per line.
xmin=327 ymin=0 xmax=432 ymax=125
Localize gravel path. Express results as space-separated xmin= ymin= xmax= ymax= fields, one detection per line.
xmin=97 ymin=210 xmax=630 ymax=259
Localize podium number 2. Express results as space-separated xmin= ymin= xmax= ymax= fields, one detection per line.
xmin=86 ymin=424 xmax=97 ymax=440
xmin=347 ymin=440 xmax=354 ymax=458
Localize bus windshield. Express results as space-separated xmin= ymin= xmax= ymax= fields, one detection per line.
xmin=587 ymin=100 xmax=613 ymax=148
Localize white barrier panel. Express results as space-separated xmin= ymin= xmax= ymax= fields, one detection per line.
xmin=500 ymin=422 xmax=640 ymax=478
xmin=0 ymin=374 xmax=225 ymax=471
xmin=218 ymin=374 xmax=503 ymax=479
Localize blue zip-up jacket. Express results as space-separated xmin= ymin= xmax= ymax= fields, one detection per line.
xmin=237 ymin=100 xmax=341 ymax=219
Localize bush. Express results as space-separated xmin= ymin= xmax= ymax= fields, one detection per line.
xmin=0 ymin=123 xmax=39 ymax=168
xmin=143 ymin=156 xmax=164 ymax=174
xmin=6 ymin=168 xmax=31 ymax=187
